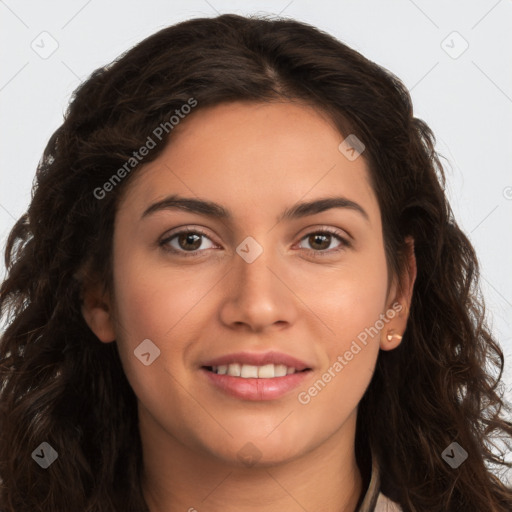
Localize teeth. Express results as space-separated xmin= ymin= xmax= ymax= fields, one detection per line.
xmin=227 ymin=363 xmax=241 ymax=377
xmin=241 ymin=364 xmax=258 ymax=378
xmin=210 ymin=363 xmax=299 ymax=378
xmin=272 ymin=364 xmax=289 ymax=377
xmin=258 ymin=364 xmax=275 ymax=378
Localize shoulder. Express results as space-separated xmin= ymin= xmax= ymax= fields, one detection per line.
xmin=374 ymin=492 xmax=402 ymax=511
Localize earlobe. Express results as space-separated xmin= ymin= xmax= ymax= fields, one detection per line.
xmin=80 ymin=285 xmax=116 ymax=343
xmin=380 ymin=327 xmax=403 ymax=350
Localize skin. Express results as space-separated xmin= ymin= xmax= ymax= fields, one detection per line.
xmin=82 ymin=100 xmax=416 ymax=512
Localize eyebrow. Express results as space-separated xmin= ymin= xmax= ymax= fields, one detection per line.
xmin=141 ymin=194 xmax=370 ymax=224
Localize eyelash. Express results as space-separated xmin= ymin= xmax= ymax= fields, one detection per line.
xmin=159 ymin=227 xmax=351 ymax=258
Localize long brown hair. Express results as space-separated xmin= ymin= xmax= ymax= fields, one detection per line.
xmin=1 ymin=13 xmax=511 ymax=512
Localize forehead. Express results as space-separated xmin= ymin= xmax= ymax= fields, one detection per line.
xmin=118 ymin=101 xmax=379 ymax=228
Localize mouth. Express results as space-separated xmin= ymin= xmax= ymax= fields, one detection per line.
xmin=199 ymin=351 xmax=314 ymax=400
xmin=201 ymin=365 xmax=313 ymax=401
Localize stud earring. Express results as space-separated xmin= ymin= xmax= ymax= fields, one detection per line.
xmin=386 ymin=330 xmax=403 ymax=343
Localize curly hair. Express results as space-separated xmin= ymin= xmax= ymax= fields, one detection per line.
xmin=1 ymin=13 xmax=511 ymax=512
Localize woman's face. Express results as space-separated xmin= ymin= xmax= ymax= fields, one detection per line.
xmin=85 ymin=100 xmax=413 ymax=468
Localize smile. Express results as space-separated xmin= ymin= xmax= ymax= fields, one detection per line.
xmin=204 ymin=363 xmax=309 ymax=378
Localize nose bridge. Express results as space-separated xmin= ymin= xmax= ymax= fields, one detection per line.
xmin=219 ymin=233 xmax=293 ymax=330
xmin=234 ymin=234 xmax=278 ymax=293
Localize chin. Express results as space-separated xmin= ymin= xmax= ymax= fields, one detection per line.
xmin=202 ymin=435 xmax=308 ymax=469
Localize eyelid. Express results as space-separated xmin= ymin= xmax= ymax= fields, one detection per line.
xmin=294 ymin=227 xmax=351 ymax=257
xmin=159 ymin=225 xmax=218 ymax=255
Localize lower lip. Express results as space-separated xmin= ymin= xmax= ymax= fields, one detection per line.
xmin=201 ymin=368 xmax=312 ymax=401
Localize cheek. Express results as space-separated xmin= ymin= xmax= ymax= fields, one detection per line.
xmin=111 ymin=242 xmax=203 ymax=342
xmin=301 ymin=250 xmax=388 ymax=400
xmin=108 ymin=244 xmax=186 ymax=387
xmin=310 ymin=250 xmax=390 ymax=341
xmin=296 ymin=275 xmax=386 ymax=433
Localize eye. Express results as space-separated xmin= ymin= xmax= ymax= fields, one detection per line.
xmin=296 ymin=228 xmax=351 ymax=257
xmin=159 ymin=227 xmax=217 ymax=257
xmin=159 ymin=226 xmax=351 ymax=258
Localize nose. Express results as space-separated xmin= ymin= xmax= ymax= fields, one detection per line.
xmin=218 ymin=238 xmax=298 ymax=333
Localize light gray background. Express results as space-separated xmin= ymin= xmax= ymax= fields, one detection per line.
xmin=1 ymin=0 xmax=511 ymax=428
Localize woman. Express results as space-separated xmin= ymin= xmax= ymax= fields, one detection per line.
xmin=1 ymin=13 xmax=511 ymax=512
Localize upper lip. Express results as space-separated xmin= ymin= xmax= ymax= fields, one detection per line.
xmin=200 ymin=351 xmax=313 ymax=371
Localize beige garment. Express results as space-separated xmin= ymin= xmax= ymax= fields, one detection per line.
xmin=357 ymin=450 xmax=402 ymax=512
xmin=373 ymin=492 xmax=402 ymax=511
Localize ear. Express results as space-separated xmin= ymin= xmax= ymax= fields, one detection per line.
xmin=380 ymin=236 xmax=417 ymax=351
xmin=80 ymin=279 xmax=116 ymax=343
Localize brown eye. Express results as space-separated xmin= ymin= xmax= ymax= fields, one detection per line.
xmin=297 ymin=229 xmax=350 ymax=256
xmin=160 ymin=228 xmax=216 ymax=256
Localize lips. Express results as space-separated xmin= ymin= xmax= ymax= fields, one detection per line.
xmin=199 ymin=350 xmax=314 ymax=401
